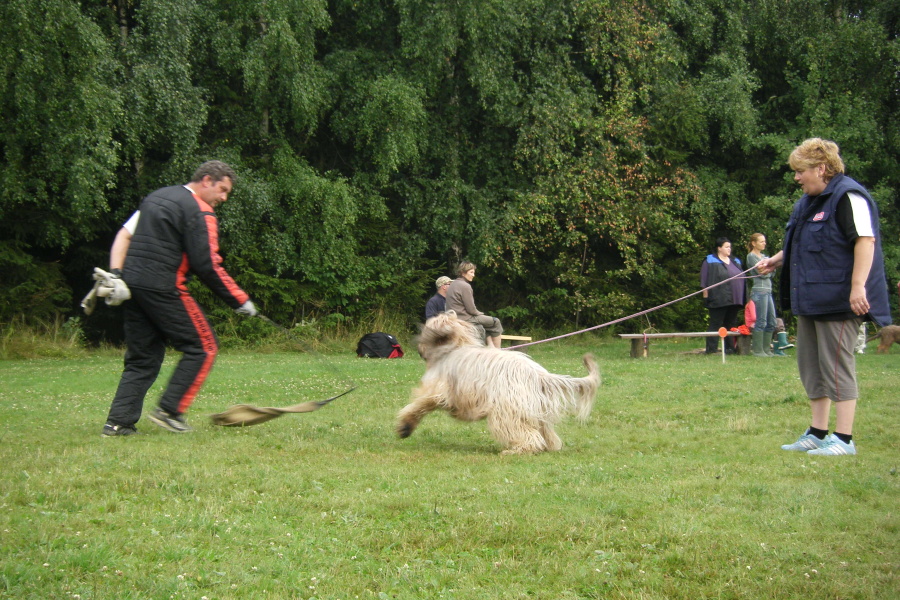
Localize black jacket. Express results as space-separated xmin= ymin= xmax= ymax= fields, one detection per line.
xmin=123 ymin=185 xmax=248 ymax=309
xmin=700 ymin=254 xmax=744 ymax=309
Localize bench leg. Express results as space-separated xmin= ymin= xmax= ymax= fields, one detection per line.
xmin=630 ymin=338 xmax=649 ymax=358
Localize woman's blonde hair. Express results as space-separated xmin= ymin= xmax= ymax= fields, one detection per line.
xmin=746 ymin=233 xmax=766 ymax=252
xmin=788 ymin=138 xmax=844 ymax=182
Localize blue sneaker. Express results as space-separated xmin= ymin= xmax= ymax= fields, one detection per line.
xmin=781 ymin=432 xmax=827 ymax=452
xmin=807 ymin=434 xmax=856 ymax=456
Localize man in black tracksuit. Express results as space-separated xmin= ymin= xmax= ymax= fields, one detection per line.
xmin=102 ymin=161 xmax=256 ymax=436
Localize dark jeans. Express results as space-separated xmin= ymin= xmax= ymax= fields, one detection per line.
xmin=706 ymin=305 xmax=740 ymax=353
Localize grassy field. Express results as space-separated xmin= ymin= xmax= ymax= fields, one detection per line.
xmin=1 ymin=336 xmax=897 ymax=599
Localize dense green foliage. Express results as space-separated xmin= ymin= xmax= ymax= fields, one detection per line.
xmin=2 ymin=0 xmax=898 ymax=339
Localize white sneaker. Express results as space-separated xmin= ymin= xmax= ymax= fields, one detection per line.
xmin=781 ymin=433 xmax=827 ymax=452
xmin=807 ymin=434 xmax=856 ymax=456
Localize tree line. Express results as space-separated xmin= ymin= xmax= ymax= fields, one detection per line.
xmin=2 ymin=0 xmax=898 ymax=340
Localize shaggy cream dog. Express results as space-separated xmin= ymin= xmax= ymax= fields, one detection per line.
xmin=396 ymin=311 xmax=600 ymax=454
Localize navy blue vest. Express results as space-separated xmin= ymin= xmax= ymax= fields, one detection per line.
xmin=779 ymin=174 xmax=892 ymax=326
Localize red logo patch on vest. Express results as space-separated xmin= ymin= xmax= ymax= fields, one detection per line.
xmin=813 ymin=211 xmax=826 ymax=221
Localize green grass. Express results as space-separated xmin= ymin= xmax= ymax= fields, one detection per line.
xmin=1 ymin=337 xmax=898 ymax=599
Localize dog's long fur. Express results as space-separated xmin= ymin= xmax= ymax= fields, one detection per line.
xmin=867 ymin=324 xmax=900 ymax=354
xmin=397 ymin=311 xmax=600 ymax=454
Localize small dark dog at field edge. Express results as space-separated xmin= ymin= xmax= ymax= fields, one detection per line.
xmin=867 ymin=325 xmax=900 ymax=354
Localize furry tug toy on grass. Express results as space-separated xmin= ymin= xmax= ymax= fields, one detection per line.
xmin=209 ymin=313 xmax=357 ymax=427
xmin=209 ymin=388 xmax=354 ymax=427
xmin=396 ymin=311 xmax=600 ymax=454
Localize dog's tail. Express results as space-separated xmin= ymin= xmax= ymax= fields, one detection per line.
xmin=574 ymin=353 xmax=601 ymax=421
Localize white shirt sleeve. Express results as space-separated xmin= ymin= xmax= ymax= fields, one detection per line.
xmin=123 ymin=211 xmax=140 ymax=235
xmin=846 ymin=192 xmax=874 ymax=237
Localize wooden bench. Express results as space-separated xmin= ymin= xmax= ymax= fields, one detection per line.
xmin=619 ymin=332 xmax=749 ymax=358
xmin=500 ymin=334 xmax=532 ymax=347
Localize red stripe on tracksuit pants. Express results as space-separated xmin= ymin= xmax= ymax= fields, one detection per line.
xmin=175 ymin=291 xmax=218 ymax=413
xmin=106 ymin=288 xmax=218 ymax=427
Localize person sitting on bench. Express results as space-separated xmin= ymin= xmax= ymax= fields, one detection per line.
xmin=446 ymin=262 xmax=504 ymax=348
xmin=425 ymin=276 xmax=451 ymax=320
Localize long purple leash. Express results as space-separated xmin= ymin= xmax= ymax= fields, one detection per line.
xmin=505 ymin=265 xmax=759 ymax=350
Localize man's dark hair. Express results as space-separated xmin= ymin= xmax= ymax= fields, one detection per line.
xmin=191 ymin=160 xmax=236 ymax=184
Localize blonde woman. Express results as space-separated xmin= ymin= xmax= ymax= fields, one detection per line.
xmin=756 ymin=138 xmax=892 ymax=456
xmin=746 ymin=233 xmax=776 ymax=357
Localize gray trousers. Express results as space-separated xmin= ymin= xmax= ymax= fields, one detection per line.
xmin=796 ymin=315 xmax=862 ymax=402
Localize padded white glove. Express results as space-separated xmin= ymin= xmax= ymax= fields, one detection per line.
xmin=104 ymin=277 xmax=132 ymax=306
xmin=236 ymin=300 xmax=258 ymax=317
xmin=93 ymin=267 xmax=131 ymax=306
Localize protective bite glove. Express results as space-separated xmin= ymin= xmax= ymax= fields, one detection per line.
xmin=93 ymin=267 xmax=131 ymax=306
xmin=236 ymin=300 xmax=258 ymax=317
xmin=81 ymin=268 xmax=128 ymax=314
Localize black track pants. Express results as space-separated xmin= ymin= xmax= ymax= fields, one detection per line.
xmin=706 ymin=305 xmax=740 ymax=353
xmin=106 ymin=288 xmax=218 ymax=426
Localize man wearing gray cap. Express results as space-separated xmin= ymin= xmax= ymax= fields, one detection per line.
xmin=425 ymin=276 xmax=451 ymax=320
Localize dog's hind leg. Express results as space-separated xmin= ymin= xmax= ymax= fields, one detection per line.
xmin=539 ymin=422 xmax=563 ymax=452
xmin=396 ymin=387 xmax=442 ymax=438
xmin=490 ymin=416 xmax=548 ymax=455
